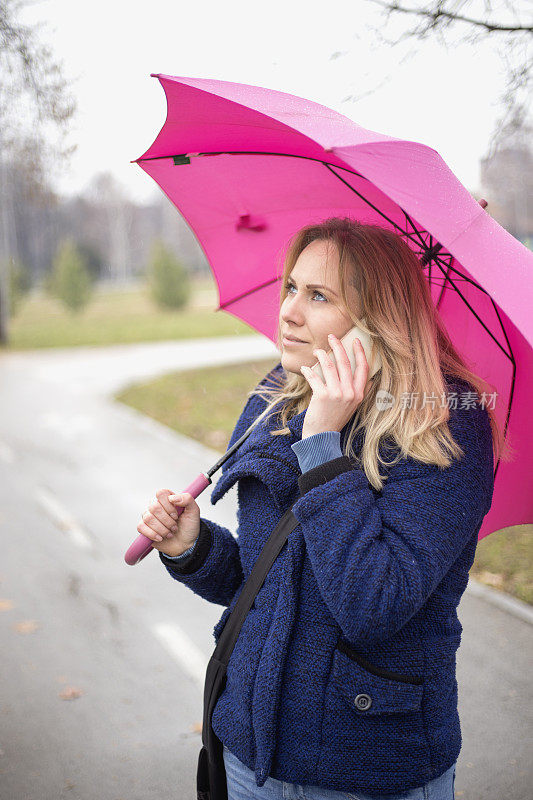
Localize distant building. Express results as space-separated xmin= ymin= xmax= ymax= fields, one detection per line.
xmin=480 ymin=143 xmax=532 ymax=246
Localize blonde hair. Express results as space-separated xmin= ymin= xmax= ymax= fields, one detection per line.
xmin=248 ymin=217 xmax=514 ymax=492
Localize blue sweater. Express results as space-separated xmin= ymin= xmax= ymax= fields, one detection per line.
xmin=163 ymin=431 xmax=342 ymax=561
xmin=159 ymin=362 xmax=494 ymax=794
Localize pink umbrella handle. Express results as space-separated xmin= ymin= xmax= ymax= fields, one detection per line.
xmin=124 ymin=472 xmax=212 ymax=565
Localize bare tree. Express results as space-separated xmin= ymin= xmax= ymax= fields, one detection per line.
xmin=0 ymin=0 xmax=76 ymax=343
xmin=368 ymin=0 xmax=532 ymax=37
xmin=83 ymin=173 xmax=137 ymax=285
xmin=361 ymin=1 xmax=532 ymax=154
xmin=331 ymin=2 xmax=532 ymax=237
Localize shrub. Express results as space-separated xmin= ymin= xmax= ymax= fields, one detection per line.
xmin=5 ymin=258 xmax=32 ymax=317
xmin=51 ymin=239 xmax=93 ymax=313
xmin=147 ymin=240 xmax=191 ymax=310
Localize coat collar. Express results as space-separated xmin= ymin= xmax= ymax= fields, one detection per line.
xmin=209 ymin=362 xmax=310 ymax=509
xmin=209 ymin=362 xmax=366 ymax=511
xmin=210 ymin=394 xmax=303 ymax=511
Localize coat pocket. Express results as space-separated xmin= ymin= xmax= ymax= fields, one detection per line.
xmin=332 ymin=640 xmax=424 ymax=715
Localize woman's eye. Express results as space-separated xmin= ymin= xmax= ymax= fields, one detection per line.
xmin=284 ymin=282 xmax=327 ymax=302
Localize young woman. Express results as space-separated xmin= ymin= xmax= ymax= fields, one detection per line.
xmin=138 ymin=218 xmax=508 ymax=800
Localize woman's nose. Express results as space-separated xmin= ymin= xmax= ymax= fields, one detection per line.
xmin=281 ymin=294 xmax=305 ymax=325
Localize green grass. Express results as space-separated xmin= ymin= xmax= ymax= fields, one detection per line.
xmin=2 ymin=279 xmax=253 ymax=350
xmin=115 ymin=356 xmax=281 ymax=452
xmin=470 ymin=527 xmax=532 ymax=605
xmin=115 ymin=357 xmax=533 ymax=606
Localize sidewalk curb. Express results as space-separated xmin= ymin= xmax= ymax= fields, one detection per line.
xmin=466 ymin=577 xmax=533 ymax=626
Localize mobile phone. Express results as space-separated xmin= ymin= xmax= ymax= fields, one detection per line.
xmin=310 ymin=319 xmax=381 ymax=381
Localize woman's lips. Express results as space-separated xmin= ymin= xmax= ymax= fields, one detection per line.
xmin=282 ymin=336 xmax=307 ymax=346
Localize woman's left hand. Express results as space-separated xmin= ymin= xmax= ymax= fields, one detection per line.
xmin=301 ymin=333 xmax=369 ymax=439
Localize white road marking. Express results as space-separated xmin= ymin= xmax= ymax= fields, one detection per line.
xmin=35 ymin=487 xmax=93 ymax=551
xmin=0 ymin=439 xmax=14 ymax=463
xmin=151 ymin=621 xmax=209 ymax=690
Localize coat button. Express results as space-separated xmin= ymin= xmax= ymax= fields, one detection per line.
xmin=354 ymin=693 xmax=372 ymax=711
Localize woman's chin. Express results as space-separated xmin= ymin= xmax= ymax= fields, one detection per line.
xmin=281 ymin=351 xmax=306 ymax=375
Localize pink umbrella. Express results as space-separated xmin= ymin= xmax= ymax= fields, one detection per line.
xmin=126 ymin=74 xmax=533 ymax=564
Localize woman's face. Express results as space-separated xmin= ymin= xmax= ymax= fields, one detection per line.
xmin=279 ymin=239 xmax=360 ymax=375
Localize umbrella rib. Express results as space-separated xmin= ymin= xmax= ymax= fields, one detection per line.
xmin=322 ymin=163 xmax=421 ymax=243
xmin=322 ymin=164 xmax=464 ymax=282
xmin=402 ymin=212 xmax=438 ymax=254
xmin=433 ymin=264 xmax=514 ymax=482
xmin=217 ymin=276 xmax=281 ymax=309
xmin=428 ymin=277 xmax=471 ymax=284
xmin=431 ymin=257 xmax=488 ymax=294
xmin=490 ymin=300 xmax=517 ymax=453
xmin=433 ymin=262 xmax=513 ymax=361
xmin=430 ymin=257 xmax=517 ymax=385
xmin=135 ymin=149 xmax=370 ymax=182
xmin=433 ymin=262 xmax=452 ymax=308
xmin=424 ymin=250 xmax=498 ymax=310
xmin=430 ymin=255 xmax=467 ymax=309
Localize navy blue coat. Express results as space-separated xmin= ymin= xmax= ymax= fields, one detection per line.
xmin=160 ymin=362 xmax=494 ymax=794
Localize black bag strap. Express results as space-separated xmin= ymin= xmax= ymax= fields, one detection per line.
xmin=211 ymin=504 xmax=300 ymax=666
xmin=197 ymin=504 xmax=301 ymax=799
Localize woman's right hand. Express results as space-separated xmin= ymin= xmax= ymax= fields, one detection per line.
xmin=136 ymin=489 xmax=201 ymax=557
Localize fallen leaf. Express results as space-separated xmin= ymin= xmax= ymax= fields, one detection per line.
xmin=59 ymin=687 xmax=83 ymax=700
xmin=13 ymin=620 xmax=38 ymax=634
xmin=0 ymin=600 xmax=13 ymax=611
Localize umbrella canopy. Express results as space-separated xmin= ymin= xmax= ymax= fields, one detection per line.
xmin=133 ymin=74 xmax=533 ymax=539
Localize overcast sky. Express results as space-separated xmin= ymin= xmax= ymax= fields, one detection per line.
xmin=25 ymin=0 xmax=510 ymax=204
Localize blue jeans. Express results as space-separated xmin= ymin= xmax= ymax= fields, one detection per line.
xmin=223 ymin=744 xmax=456 ymax=800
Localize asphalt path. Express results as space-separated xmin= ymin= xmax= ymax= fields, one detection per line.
xmin=0 ymin=337 xmax=531 ymax=800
